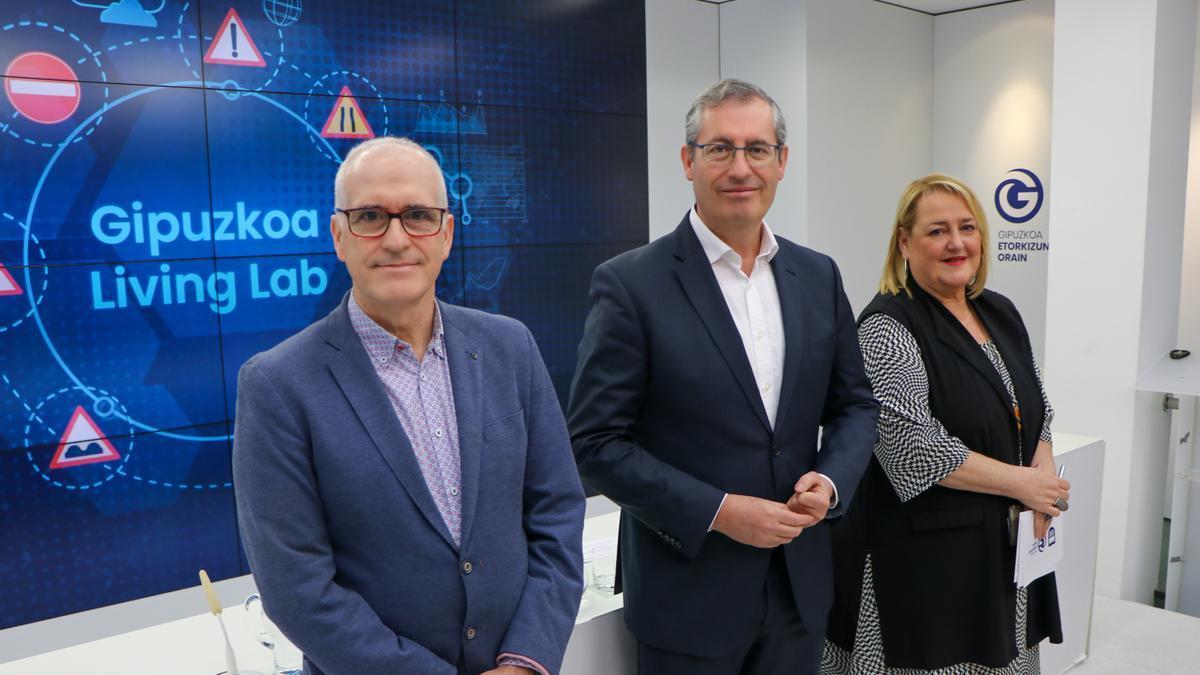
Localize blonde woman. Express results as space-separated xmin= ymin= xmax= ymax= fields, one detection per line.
xmin=822 ymin=175 xmax=1068 ymax=674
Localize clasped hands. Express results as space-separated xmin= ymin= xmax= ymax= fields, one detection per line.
xmin=712 ymin=472 xmax=833 ymax=549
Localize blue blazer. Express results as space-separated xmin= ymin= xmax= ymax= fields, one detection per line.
xmin=568 ymin=215 xmax=879 ymax=658
xmin=233 ymin=295 xmax=585 ymax=675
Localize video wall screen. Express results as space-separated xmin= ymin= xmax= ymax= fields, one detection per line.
xmin=0 ymin=0 xmax=647 ymax=630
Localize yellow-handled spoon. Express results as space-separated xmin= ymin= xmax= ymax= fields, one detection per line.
xmin=199 ymin=569 xmax=240 ymax=675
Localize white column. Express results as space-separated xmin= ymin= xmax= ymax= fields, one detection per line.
xmin=719 ymin=0 xmax=808 ymax=246
xmin=800 ymin=0 xmax=933 ymax=311
xmin=1045 ymin=0 xmax=1197 ymax=601
xmin=1180 ymin=4 xmax=1200 ymax=353
xmin=932 ymin=0 xmax=1054 ymax=362
xmin=646 ymin=0 xmax=720 ymax=240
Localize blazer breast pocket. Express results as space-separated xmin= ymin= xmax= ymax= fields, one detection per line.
xmin=483 ymin=408 xmax=526 ymax=443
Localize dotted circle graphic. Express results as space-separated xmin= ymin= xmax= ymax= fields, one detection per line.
xmin=174 ymin=1 xmax=200 ymax=78
xmin=20 ymin=385 xmax=135 ymax=491
xmin=0 ymin=212 xmax=48 ymax=333
xmin=302 ymin=69 xmax=388 ymax=163
xmin=21 ymin=80 xmax=339 ymax=443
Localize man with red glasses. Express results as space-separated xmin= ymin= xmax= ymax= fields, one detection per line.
xmin=233 ymin=137 xmax=585 ymax=675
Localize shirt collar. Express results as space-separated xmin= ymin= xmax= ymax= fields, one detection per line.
xmin=689 ymin=207 xmax=779 ymax=267
xmin=348 ymin=292 xmax=446 ymax=363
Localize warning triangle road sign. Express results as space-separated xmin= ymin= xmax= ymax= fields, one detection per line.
xmin=321 ymin=86 xmax=375 ymax=139
xmin=204 ymin=8 xmax=266 ymax=67
xmin=0 ymin=263 xmax=22 ymax=296
xmin=49 ymin=406 xmax=121 ymax=470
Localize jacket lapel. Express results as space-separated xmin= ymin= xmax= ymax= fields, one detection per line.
xmin=322 ymin=295 xmax=458 ymax=551
xmin=670 ymin=216 xmax=772 ymax=433
xmin=972 ymin=297 xmax=1041 ymax=454
xmin=440 ymin=303 xmax=483 ymax=548
xmin=915 ymin=284 xmax=1012 ymax=411
xmin=771 ymin=248 xmax=804 ymax=432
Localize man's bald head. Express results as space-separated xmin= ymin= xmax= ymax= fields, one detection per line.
xmin=333 ymin=136 xmax=448 ymax=210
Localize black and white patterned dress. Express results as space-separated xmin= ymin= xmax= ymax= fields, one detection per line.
xmin=820 ymin=313 xmax=1054 ymax=675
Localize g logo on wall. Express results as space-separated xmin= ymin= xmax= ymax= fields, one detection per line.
xmin=994 ymin=168 xmax=1044 ymax=224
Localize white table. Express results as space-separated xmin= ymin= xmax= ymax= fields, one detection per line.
xmin=0 ymin=504 xmax=627 ymax=675
xmin=1041 ymin=434 xmax=1106 ymax=674
xmin=0 ymin=432 xmax=1107 ymax=675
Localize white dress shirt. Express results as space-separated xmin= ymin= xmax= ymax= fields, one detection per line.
xmin=690 ymin=209 xmax=839 ymax=530
xmin=690 ymin=208 xmax=786 ymax=428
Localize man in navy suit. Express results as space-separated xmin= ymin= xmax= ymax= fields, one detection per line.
xmin=233 ymin=137 xmax=585 ymax=675
xmin=568 ymin=80 xmax=878 ymax=674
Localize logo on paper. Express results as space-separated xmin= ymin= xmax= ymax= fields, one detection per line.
xmin=994 ymin=168 xmax=1043 ymax=224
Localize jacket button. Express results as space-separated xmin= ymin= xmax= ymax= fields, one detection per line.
xmin=465 ymin=625 xmax=477 ymax=640
xmin=771 ymin=443 xmax=781 ymax=456
xmin=463 ymin=560 xmax=473 ymax=574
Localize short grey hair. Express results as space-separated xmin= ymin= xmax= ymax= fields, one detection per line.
xmin=333 ymin=136 xmax=448 ymax=209
xmin=684 ymin=79 xmax=787 ymax=151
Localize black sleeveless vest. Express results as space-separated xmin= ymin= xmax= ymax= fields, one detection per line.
xmin=827 ymin=282 xmax=1063 ymax=669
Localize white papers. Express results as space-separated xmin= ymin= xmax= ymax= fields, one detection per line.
xmin=1014 ymin=510 xmax=1064 ymax=588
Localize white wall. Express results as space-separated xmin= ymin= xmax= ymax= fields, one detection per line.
xmin=805 ymin=0 xmax=934 ymax=313
xmin=720 ymin=0 xmax=807 ymax=246
xmin=1129 ymin=0 xmax=1198 ymax=604
xmin=1182 ymin=397 xmax=1200 ymax=616
xmin=645 ymin=0 xmax=719 ymax=241
xmin=646 ymin=0 xmax=808 ymax=246
xmin=1179 ymin=2 xmax=1200 ymax=619
xmin=1140 ymin=0 xmax=1196 ymax=379
xmin=933 ymin=0 xmax=1054 ymax=363
xmin=1045 ymin=0 xmax=1197 ymax=601
xmin=1181 ymin=2 xmax=1200 ymax=353
xmin=648 ymin=0 xmax=932 ymax=317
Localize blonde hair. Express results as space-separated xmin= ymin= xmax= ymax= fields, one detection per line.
xmin=879 ymin=173 xmax=990 ymax=299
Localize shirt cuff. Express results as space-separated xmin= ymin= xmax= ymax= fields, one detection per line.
xmin=707 ymin=493 xmax=729 ymax=532
xmin=497 ymin=653 xmax=550 ymax=675
xmin=815 ymin=473 xmax=839 ymax=511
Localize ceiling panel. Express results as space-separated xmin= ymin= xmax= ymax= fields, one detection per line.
xmin=878 ymin=0 xmax=1025 ymax=15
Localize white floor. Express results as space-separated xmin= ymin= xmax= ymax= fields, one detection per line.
xmin=1065 ymin=595 xmax=1200 ymax=674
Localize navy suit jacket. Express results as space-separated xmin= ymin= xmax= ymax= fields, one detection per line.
xmin=233 ymin=295 xmax=585 ymax=675
xmin=568 ymin=215 xmax=878 ymax=658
